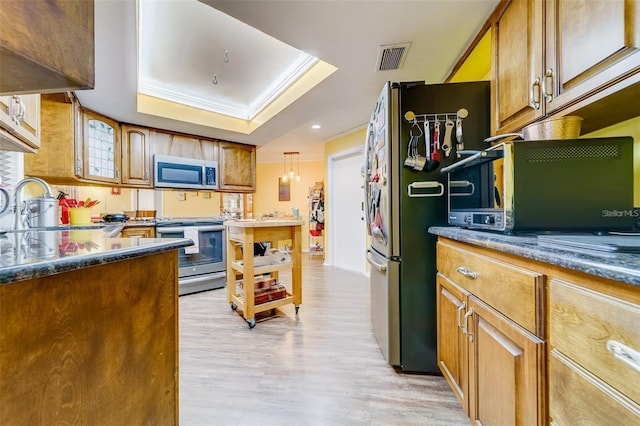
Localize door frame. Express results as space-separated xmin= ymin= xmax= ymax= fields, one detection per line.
xmin=326 ymin=145 xmax=366 ymax=273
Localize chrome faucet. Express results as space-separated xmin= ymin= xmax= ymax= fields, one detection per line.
xmin=13 ymin=177 xmax=54 ymax=230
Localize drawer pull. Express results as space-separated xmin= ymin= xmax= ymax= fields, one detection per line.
xmin=607 ymin=340 xmax=640 ymax=373
xmin=456 ymin=302 xmax=466 ymax=329
xmin=456 ymin=266 xmax=478 ymax=279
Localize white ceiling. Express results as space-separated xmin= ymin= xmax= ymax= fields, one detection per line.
xmin=75 ymin=0 xmax=498 ymax=163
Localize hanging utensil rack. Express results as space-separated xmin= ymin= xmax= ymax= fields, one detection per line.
xmin=403 ymin=108 xmax=468 ymax=124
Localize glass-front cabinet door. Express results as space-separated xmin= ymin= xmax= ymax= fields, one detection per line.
xmin=80 ymin=109 xmax=120 ymax=184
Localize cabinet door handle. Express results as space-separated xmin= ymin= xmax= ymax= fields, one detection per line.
xmin=530 ymin=77 xmax=541 ymax=110
xmin=10 ymin=96 xmax=20 ymax=125
xmin=15 ymin=96 xmax=25 ymax=125
xmin=607 ymin=340 xmax=640 ymax=373
xmin=456 ymin=301 xmax=467 ymax=330
xmin=456 ymin=266 xmax=478 ymax=279
xmin=463 ymin=308 xmax=474 ymax=341
xmin=542 ymin=68 xmax=554 ymax=103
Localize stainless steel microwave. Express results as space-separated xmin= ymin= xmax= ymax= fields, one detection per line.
xmin=441 ymin=137 xmax=635 ymax=233
xmin=154 ymin=155 xmax=218 ymax=190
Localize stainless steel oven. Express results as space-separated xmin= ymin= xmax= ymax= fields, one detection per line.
xmin=156 ymin=218 xmax=226 ymax=295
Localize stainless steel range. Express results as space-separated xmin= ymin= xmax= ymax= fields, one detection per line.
xmin=155 ymin=217 xmax=226 ymax=295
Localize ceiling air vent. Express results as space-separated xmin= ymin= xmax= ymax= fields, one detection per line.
xmin=376 ymin=42 xmax=411 ymax=71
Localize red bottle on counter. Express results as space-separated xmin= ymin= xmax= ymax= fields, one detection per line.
xmin=57 ymin=191 xmax=70 ymax=224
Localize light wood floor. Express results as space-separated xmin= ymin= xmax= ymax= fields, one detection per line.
xmin=178 ymin=257 xmax=468 ymax=425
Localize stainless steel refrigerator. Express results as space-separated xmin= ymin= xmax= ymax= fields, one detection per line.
xmin=364 ymin=81 xmax=490 ymax=373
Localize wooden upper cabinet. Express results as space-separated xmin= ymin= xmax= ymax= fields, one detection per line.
xmin=150 ymin=130 xmax=217 ymax=161
xmin=80 ymin=109 xmax=121 ymax=184
xmin=492 ymin=0 xmax=640 ymax=135
xmin=544 ymin=0 xmax=640 ymax=115
xmin=0 ymin=0 xmax=95 ymax=94
xmin=492 ymin=0 xmax=544 ymax=133
xmin=24 ymin=93 xmax=81 ymax=184
xmin=218 ymin=141 xmax=256 ymax=192
xmin=121 ymin=125 xmax=152 ymax=188
xmin=0 ymin=94 xmax=40 ymax=152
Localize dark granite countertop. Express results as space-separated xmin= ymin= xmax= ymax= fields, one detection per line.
xmin=0 ymin=227 xmax=191 ymax=284
xmin=429 ymin=227 xmax=640 ymax=286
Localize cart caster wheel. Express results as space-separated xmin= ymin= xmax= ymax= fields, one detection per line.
xmin=295 ymin=305 xmax=300 ymax=314
xmin=247 ymin=318 xmax=256 ymax=329
xmin=230 ymin=302 xmax=237 ymax=311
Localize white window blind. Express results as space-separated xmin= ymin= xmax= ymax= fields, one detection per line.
xmin=0 ymin=150 xmax=21 ymax=228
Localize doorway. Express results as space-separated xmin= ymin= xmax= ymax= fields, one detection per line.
xmin=327 ymin=147 xmax=366 ymax=274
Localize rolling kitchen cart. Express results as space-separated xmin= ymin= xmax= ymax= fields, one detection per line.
xmin=224 ymin=219 xmax=304 ymax=328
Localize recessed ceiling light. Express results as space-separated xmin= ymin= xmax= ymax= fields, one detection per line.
xmin=311 ymin=124 xmax=321 ymax=129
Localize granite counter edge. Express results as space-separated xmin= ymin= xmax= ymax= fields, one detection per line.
xmin=429 ymin=227 xmax=640 ymax=286
xmin=0 ymin=238 xmax=192 ymax=285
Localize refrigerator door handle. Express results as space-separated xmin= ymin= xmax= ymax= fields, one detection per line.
xmin=363 ymin=123 xmax=375 ymax=235
xmin=366 ymin=251 xmax=387 ymax=272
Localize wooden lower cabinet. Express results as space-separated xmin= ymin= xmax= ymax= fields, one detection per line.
xmin=548 ymin=276 xmax=640 ymax=425
xmin=549 ymin=349 xmax=640 ymax=425
xmin=437 ymin=275 xmax=470 ymax=416
xmin=120 ymin=225 xmax=156 ymax=238
xmin=436 ymin=236 xmax=640 ymax=426
xmin=437 ymin=274 xmax=544 ymax=425
xmin=0 ymin=251 xmax=178 ymax=425
xmin=468 ymin=296 xmax=544 ymax=425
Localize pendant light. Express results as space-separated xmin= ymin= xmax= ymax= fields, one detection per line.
xmin=282 ymin=151 xmax=300 ymax=183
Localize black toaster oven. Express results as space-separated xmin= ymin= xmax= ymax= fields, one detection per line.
xmin=441 ymin=137 xmax=635 ymax=233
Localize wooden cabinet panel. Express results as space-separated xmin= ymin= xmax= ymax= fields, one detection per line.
xmin=121 ymin=226 xmax=156 ymax=238
xmin=469 ymin=296 xmax=544 ymax=426
xmin=492 ymin=0 xmax=640 ymax=134
xmin=436 ymin=238 xmax=545 ymax=426
xmin=121 ymin=125 xmax=152 ymax=187
xmin=436 ymin=274 xmax=470 ymax=416
xmin=0 ymin=0 xmax=94 ymax=94
xmin=550 ymin=278 xmax=640 ymax=404
xmin=492 ymin=0 xmax=544 ymax=133
xmin=0 ymin=251 xmax=178 ymax=425
xmin=549 ymin=349 xmax=640 ymax=425
xmin=218 ymin=141 xmax=256 ymax=192
xmin=544 ymin=0 xmax=640 ymax=115
xmin=80 ymin=109 xmax=120 ymax=184
xmin=150 ymin=130 xmax=217 ymax=161
xmin=0 ymin=94 xmax=40 ymax=152
xmin=19 ymin=94 xmax=40 ymax=147
xmin=437 ymin=240 xmax=544 ymax=336
xmin=25 ymin=93 xmax=81 ymax=183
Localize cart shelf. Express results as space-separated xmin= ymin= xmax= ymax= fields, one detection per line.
xmin=229 ymin=260 xmax=292 ymax=275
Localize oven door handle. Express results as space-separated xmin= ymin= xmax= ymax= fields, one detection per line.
xmin=156 ymin=225 xmax=225 ymax=234
xmin=197 ymin=225 xmax=225 ymax=232
xmin=179 ymin=271 xmax=226 ymax=285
